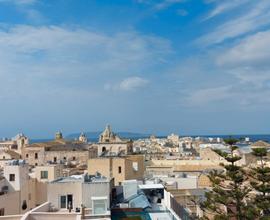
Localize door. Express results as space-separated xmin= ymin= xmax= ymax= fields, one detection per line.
xmin=67 ymin=194 xmax=73 ymax=209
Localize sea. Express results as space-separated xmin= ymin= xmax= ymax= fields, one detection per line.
xmin=30 ymin=134 xmax=270 ymax=144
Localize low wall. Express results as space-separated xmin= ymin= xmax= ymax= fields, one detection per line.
xmin=0 ymin=215 xmax=23 ymax=220
xmin=28 ymin=213 xmax=78 ymax=220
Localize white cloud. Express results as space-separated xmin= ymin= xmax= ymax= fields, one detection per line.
xmin=0 ymin=0 xmax=37 ymax=5
xmin=217 ymin=30 xmax=270 ymax=67
xmin=204 ymin=0 xmax=249 ymax=20
xmin=197 ymin=0 xmax=270 ymax=46
xmin=215 ymin=30 xmax=270 ymax=88
xmin=185 ymin=86 xmax=232 ymax=106
xmin=154 ymin=0 xmax=184 ymax=10
xmin=137 ymin=0 xmax=184 ymax=10
xmin=0 ymin=25 xmax=170 ymax=100
xmin=0 ymin=0 xmax=44 ymax=24
xmin=119 ymin=77 xmax=148 ymax=91
xmin=175 ymin=27 xmax=270 ymax=107
xmin=105 ymin=77 xmax=148 ymax=91
xmin=185 ymin=82 xmax=270 ymax=107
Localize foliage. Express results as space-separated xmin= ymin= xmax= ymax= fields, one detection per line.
xmin=200 ymin=138 xmax=259 ymax=220
xmin=250 ymin=147 xmax=270 ymax=219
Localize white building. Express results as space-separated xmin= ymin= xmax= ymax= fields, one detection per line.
xmin=47 ymin=174 xmax=112 ymax=215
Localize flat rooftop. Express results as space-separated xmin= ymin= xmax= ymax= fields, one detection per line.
xmin=138 ymin=184 xmax=164 ymax=190
xmin=51 ymin=174 xmax=109 ymax=183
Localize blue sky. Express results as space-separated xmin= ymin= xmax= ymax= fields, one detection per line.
xmin=0 ymin=0 xmax=270 ymax=138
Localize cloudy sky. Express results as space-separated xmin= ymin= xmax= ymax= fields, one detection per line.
xmin=0 ymin=0 xmax=270 ymax=138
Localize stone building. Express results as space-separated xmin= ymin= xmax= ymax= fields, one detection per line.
xmin=199 ymin=147 xmax=246 ymax=166
xmin=22 ymin=132 xmax=96 ymax=166
xmin=0 ymin=150 xmax=21 ymax=167
xmin=0 ymin=134 xmax=29 ymax=155
xmin=88 ymin=155 xmax=145 ymax=186
xmin=94 ymin=125 xmax=133 ymax=156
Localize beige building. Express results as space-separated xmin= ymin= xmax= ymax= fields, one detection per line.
xmin=200 ymin=147 xmax=246 ymax=166
xmin=47 ymin=174 xmax=112 ymax=215
xmin=0 ymin=161 xmax=36 ymax=216
xmin=0 ymin=134 xmax=28 ymax=155
xmin=22 ymin=132 xmax=96 ymax=166
xmin=88 ymin=155 xmax=144 ymax=186
xmin=199 ymin=147 xmax=226 ymax=162
xmin=251 ymin=140 xmax=270 ymax=149
xmin=31 ymin=164 xmax=64 ymax=206
xmin=94 ymin=125 xmax=133 ymax=156
xmin=145 ymin=159 xmax=223 ymax=188
xmin=0 ymin=150 xmax=21 ymax=168
xmin=0 ymin=161 xmax=66 ymax=217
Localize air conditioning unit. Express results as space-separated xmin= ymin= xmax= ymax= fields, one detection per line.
xmin=1 ymin=185 xmax=8 ymax=193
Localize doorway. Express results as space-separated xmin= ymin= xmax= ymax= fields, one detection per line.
xmin=67 ymin=194 xmax=73 ymax=209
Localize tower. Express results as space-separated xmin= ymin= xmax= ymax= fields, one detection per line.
xmin=55 ymin=131 xmax=63 ymax=140
xmin=79 ymin=132 xmax=88 ymax=143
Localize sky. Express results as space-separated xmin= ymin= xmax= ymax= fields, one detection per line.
xmin=0 ymin=0 xmax=270 ymax=138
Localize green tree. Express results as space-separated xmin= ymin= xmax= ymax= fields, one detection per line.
xmin=250 ymin=147 xmax=270 ymax=219
xmin=200 ymin=138 xmax=258 ymax=220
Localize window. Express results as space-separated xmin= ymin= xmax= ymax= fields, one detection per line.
xmin=60 ymin=195 xmax=67 ymax=209
xmin=132 ymin=162 xmax=138 ymax=171
xmin=118 ymin=166 xmax=122 ymax=174
xmin=35 ymin=153 xmax=38 ymax=159
xmin=9 ymin=174 xmax=15 ymax=181
xmin=93 ymin=199 xmax=107 ymax=215
xmin=22 ymin=200 xmax=27 ymax=210
xmin=63 ymin=157 xmax=66 ymax=160
xmin=26 ymin=154 xmax=29 ymax=158
xmin=3 ymin=156 xmax=5 ymax=159
xmin=35 ymin=163 xmax=38 ymax=166
xmin=53 ymin=157 xmax=57 ymax=163
xmin=40 ymin=171 xmax=48 ymax=179
xmin=72 ymin=156 xmax=76 ymax=161
xmin=0 ymin=208 xmax=4 ymax=216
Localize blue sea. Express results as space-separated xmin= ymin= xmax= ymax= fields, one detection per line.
xmin=190 ymin=134 xmax=270 ymax=142
xmin=30 ymin=134 xmax=270 ymax=144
